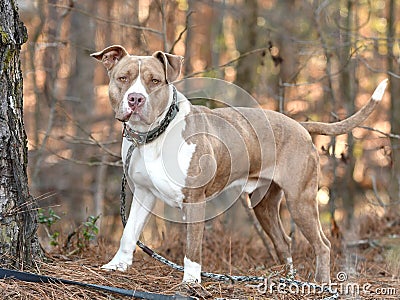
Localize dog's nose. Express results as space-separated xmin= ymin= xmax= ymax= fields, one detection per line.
xmin=127 ymin=93 xmax=146 ymax=109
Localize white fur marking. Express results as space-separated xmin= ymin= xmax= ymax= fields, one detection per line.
xmin=178 ymin=141 xmax=196 ymax=181
xmin=183 ymin=256 xmax=202 ymax=283
xmin=372 ymin=78 xmax=388 ymax=101
xmin=122 ymin=60 xmax=148 ymax=113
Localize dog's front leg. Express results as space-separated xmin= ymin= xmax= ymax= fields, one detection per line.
xmin=183 ymin=201 xmax=205 ymax=283
xmin=102 ymin=187 xmax=155 ymax=271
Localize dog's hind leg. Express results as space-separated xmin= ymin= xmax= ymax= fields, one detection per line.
xmin=283 ymin=155 xmax=331 ymax=283
xmin=286 ymin=191 xmax=331 ymax=282
xmin=253 ymin=182 xmax=293 ymax=268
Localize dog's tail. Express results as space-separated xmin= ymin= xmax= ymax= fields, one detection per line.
xmin=300 ymin=79 xmax=388 ymax=135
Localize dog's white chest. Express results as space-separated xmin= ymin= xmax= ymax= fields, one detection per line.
xmin=122 ymin=101 xmax=195 ymax=208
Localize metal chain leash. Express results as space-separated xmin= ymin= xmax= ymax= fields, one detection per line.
xmin=134 ymin=240 xmax=338 ymax=299
xmin=120 ymin=141 xmax=136 ymax=227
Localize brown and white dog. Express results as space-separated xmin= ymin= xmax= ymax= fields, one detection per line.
xmin=91 ymin=45 xmax=387 ymax=284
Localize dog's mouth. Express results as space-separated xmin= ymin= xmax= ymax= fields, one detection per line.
xmin=116 ymin=107 xmax=133 ymax=122
xmin=130 ymin=110 xmax=144 ymax=122
xmin=116 ymin=106 xmax=152 ymax=125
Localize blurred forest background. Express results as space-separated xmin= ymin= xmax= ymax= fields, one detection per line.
xmin=17 ymin=0 xmax=400 ymax=250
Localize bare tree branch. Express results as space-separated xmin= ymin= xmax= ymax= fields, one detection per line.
xmin=47 ymin=148 xmax=122 ymax=168
xmin=32 ymin=3 xmax=72 ymax=181
xmin=358 ymin=56 xmax=400 ymax=79
xmin=53 ymin=135 xmax=120 ymax=147
xmin=169 ymin=10 xmax=194 ymax=54
xmin=370 ymin=174 xmax=387 ymax=209
xmin=57 ymin=105 xmax=122 ymax=159
xmin=185 ymin=47 xmax=271 ymax=78
xmin=367 ymin=175 xmax=400 ymax=208
xmin=358 ymin=125 xmax=400 ymax=140
xmin=49 ymin=3 xmax=163 ymax=36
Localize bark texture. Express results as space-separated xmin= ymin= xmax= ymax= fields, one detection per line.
xmin=0 ymin=0 xmax=42 ymax=268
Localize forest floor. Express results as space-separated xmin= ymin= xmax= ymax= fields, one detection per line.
xmin=1 ymin=212 xmax=400 ymax=300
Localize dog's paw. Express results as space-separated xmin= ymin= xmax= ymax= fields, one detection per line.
xmin=101 ymin=251 xmax=132 ymax=272
xmin=285 ymin=257 xmax=296 ymax=280
xmin=177 ymin=281 xmax=212 ymax=299
xmin=101 ymin=261 xmax=129 ymax=272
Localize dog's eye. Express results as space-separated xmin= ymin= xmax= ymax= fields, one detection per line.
xmin=152 ymin=78 xmax=160 ymax=84
xmin=118 ymin=76 xmax=128 ymax=82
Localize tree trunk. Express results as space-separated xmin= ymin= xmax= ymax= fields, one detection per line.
xmin=339 ymin=0 xmax=357 ymax=226
xmin=66 ymin=2 xmax=96 ymax=219
xmin=0 ymin=0 xmax=43 ymax=268
xmin=234 ymin=0 xmax=258 ymax=95
xmin=388 ymin=0 xmax=400 ymax=202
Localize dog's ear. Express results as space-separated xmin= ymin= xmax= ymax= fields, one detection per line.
xmin=90 ymin=45 xmax=128 ymax=72
xmin=153 ymin=51 xmax=184 ymax=83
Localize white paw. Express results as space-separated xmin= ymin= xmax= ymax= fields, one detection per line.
xmin=183 ymin=256 xmax=202 ymax=283
xmin=101 ymin=261 xmax=129 ymax=272
xmin=101 ymin=251 xmax=132 ymax=272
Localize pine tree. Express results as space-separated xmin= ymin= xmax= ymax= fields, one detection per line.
xmin=0 ymin=0 xmax=42 ymax=268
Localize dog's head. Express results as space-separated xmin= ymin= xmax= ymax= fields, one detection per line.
xmin=91 ymin=45 xmax=183 ymax=129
